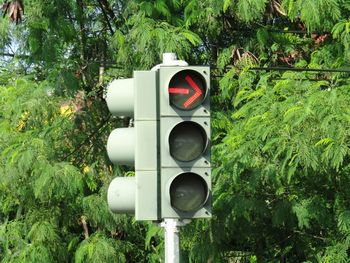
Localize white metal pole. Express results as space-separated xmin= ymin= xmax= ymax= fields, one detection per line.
xmin=162 ymin=219 xmax=180 ymax=263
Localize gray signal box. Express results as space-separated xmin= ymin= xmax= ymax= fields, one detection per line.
xmin=106 ymin=66 xmax=211 ymax=221
xmin=106 ymin=71 xmax=159 ymax=221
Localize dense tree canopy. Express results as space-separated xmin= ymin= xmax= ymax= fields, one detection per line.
xmin=1 ymin=0 xmax=350 ymax=262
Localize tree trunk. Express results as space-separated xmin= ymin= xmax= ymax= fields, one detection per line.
xmin=76 ymin=0 xmax=88 ymax=88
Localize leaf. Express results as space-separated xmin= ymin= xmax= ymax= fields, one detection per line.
xmin=292 ymin=200 xmax=311 ymax=229
xmin=27 ymin=221 xmax=59 ymax=244
xmin=75 ymin=233 xmax=123 ymax=263
xmin=237 ymin=0 xmax=268 ymax=22
xmin=155 ymin=0 xmax=171 ymax=19
xmin=145 ymin=224 xmax=162 ymax=250
xmin=180 ymin=30 xmax=201 ymax=46
xmin=337 ymin=210 xmax=350 ymax=233
xmin=223 ymin=0 xmax=233 ymax=12
xmin=315 ymin=137 xmax=333 ymax=147
xmin=283 ymin=106 xmax=302 ymax=118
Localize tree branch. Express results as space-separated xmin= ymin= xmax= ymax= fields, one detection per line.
xmin=79 ymin=215 xmax=89 ymax=239
xmin=61 ymin=113 xmax=111 ymax=162
xmin=76 ymin=0 xmax=88 ymax=86
xmin=98 ymin=0 xmax=118 ymax=26
xmin=73 ymin=114 xmax=112 ymax=166
xmin=293 ymin=230 xmax=326 ymax=241
xmin=97 ymin=0 xmax=114 ymax=35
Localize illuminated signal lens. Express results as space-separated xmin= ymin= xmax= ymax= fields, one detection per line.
xmin=168 ymin=70 xmax=206 ymax=110
xmin=169 ymin=121 xmax=207 ymax=162
xmin=170 ymin=172 xmax=208 ymax=212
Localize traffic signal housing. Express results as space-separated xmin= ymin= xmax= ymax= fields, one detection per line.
xmin=158 ymin=66 xmax=211 ymax=219
xmin=106 ymin=65 xmax=211 ymax=221
xmin=106 ymin=71 xmax=159 ymax=221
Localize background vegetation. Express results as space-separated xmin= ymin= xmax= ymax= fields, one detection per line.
xmin=1 ymin=0 xmax=350 ymax=262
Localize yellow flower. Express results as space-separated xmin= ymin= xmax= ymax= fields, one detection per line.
xmin=60 ymin=105 xmax=74 ymax=117
xmin=17 ymin=111 xmax=29 ymax=131
xmin=83 ymin=166 xmax=90 ymax=174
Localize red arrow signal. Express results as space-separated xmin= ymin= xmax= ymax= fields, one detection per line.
xmin=168 ymin=75 xmax=203 ymax=108
xmin=168 ymin=70 xmax=206 ymax=110
xmin=183 ymin=75 xmax=202 ymax=108
xmin=168 ymin=87 xmax=190 ymax=94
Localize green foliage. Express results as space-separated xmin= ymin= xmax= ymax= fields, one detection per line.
xmin=75 ymin=233 xmax=126 ymax=263
xmin=300 ymin=0 xmax=341 ymax=31
xmin=82 ymin=194 xmax=116 ymax=231
xmin=208 ymin=47 xmax=350 ymax=261
xmin=282 ymin=0 xmax=341 ymax=31
xmin=114 ymin=13 xmax=201 ymax=68
xmin=0 ymin=76 xmax=150 ymax=262
xmin=224 ymin=0 xmax=268 ymax=22
xmin=1 ymin=0 xmax=350 ymax=262
xmin=332 ymin=20 xmax=350 ymax=61
xmin=236 ymin=0 xmax=268 ymax=23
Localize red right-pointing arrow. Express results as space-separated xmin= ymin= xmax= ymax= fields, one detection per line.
xmin=183 ymin=75 xmax=202 ymax=108
xmin=168 ymin=87 xmax=189 ymax=94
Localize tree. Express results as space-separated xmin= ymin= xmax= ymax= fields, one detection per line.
xmin=1 ymin=0 xmax=350 ymax=262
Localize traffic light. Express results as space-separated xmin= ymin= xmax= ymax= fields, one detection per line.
xmin=106 ymin=71 xmax=159 ymax=221
xmin=106 ymin=65 xmax=211 ymax=221
xmin=158 ymin=66 xmax=211 ymax=219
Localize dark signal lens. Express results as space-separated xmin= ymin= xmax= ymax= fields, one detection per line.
xmin=169 ymin=122 xmax=207 ymax=162
xmin=170 ymin=173 xmax=208 ymax=212
xmin=168 ymin=70 xmax=206 ymax=110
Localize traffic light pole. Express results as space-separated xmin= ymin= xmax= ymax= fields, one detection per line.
xmin=161 ymin=219 xmax=180 ymax=263
xmin=161 ymin=218 xmax=191 ymax=263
